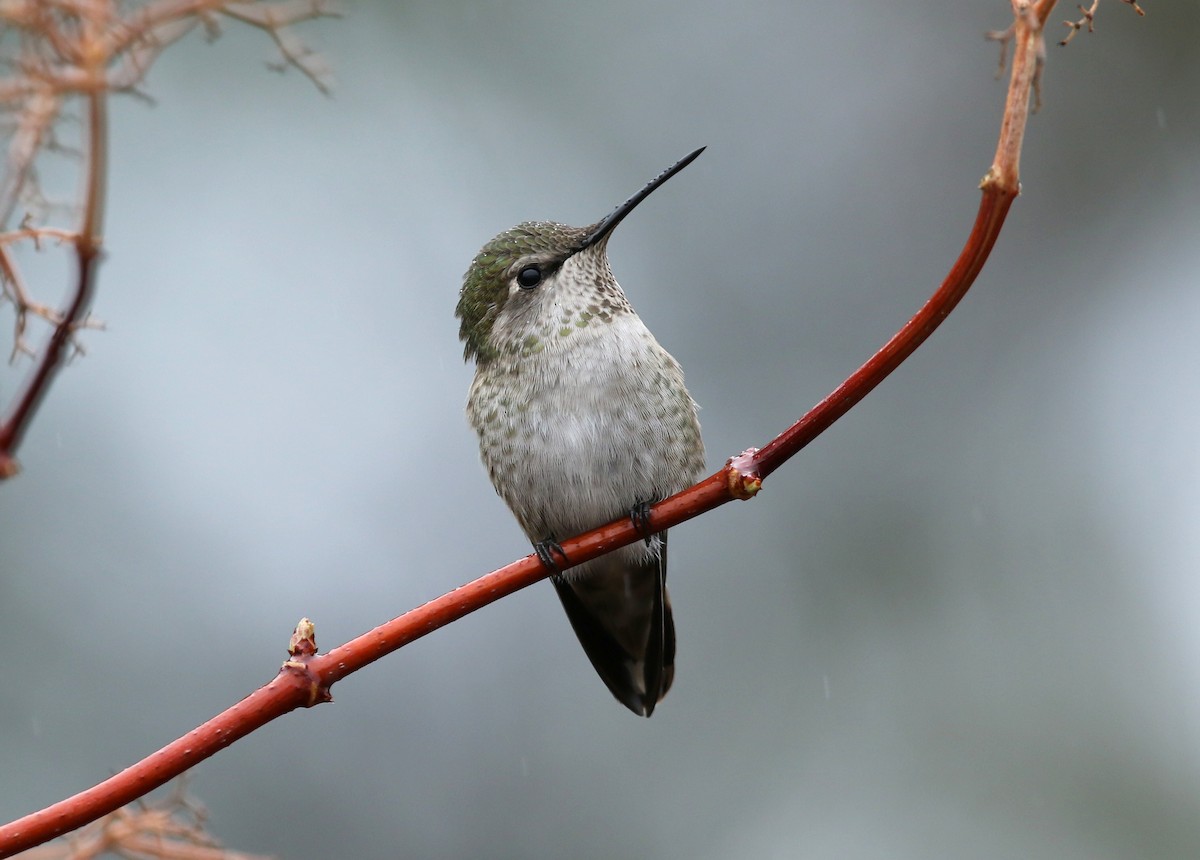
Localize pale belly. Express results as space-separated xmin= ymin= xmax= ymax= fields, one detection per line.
xmin=466 ymin=328 xmax=704 ymax=555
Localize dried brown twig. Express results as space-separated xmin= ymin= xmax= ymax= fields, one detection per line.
xmin=15 ymin=784 xmax=271 ymax=860
xmin=1060 ymin=0 xmax=1146 ymax=46
xmin=0 ymin=0 xmax=336 ymax=479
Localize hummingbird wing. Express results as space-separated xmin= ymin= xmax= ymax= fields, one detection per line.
xmin=551 ymin=533 xmax=675 ymax=717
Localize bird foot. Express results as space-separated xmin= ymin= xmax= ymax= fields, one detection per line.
xmin=534 ymin=538 xmax=568 ymax=574
xmin=630 ymin=500 xmax=655 ymax=546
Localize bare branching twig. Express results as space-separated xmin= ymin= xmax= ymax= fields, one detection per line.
xmin=0 ymin=0 xmax=333 ymax=479
xmin=1060 ymin=0 xmax=1146 ymax=46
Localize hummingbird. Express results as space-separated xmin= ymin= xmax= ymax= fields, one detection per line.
xmin=456 ymin=148 xmax=707 ymax=716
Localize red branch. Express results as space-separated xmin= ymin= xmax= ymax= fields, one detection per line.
xmin=0 ymin=1 xmax=1064 ymax=855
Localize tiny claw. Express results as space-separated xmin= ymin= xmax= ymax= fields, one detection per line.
xmin=630 ymin=500 xmax=655 ymax=546
xmin=535 ymin=539 xmax=567 ymax=574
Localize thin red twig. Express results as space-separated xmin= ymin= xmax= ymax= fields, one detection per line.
xmin=752 ymin=0 xmax=1055 ymax=478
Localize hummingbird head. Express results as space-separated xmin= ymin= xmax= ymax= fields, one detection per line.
xmin=456 ymin=147 xmax=704 ymax=363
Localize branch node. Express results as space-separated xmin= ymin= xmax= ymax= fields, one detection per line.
xmin=283 ymin=617 xmax=332 ymax=706
xmin=287 ymin=616 xmax=318 ymax=658
xmin=1059 ymin=0 xmax=1099 ymax=45
xmin=725 ymin=448 xmax=763 ymax=500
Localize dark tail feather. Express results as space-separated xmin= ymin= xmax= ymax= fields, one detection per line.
xmin=551 ymin=535 xmax=675 ymax=717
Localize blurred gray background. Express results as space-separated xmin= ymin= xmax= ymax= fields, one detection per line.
xmin=3 ymin=2 xmax=1200 ymax=858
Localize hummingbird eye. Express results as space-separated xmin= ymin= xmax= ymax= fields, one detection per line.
xmin=516 ymin=265 xmax=543 ymax=290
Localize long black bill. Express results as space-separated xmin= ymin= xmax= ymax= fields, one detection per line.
xmin=578 ymin=146 xmax=705 ymax=251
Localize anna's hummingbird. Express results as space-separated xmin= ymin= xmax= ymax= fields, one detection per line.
xmin=456 ymin=148 xmax=707 ymax=716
